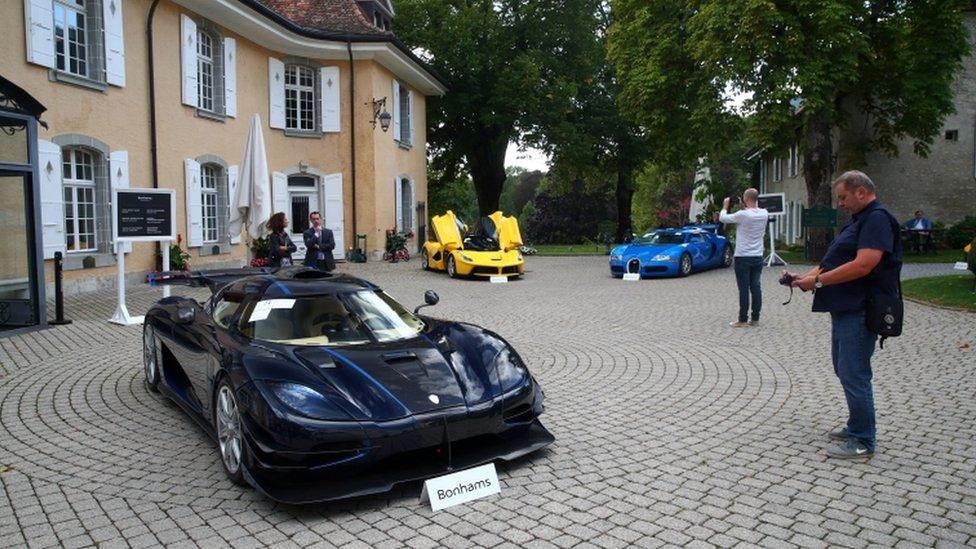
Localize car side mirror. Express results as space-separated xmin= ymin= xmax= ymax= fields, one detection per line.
xmin=175 ymin=305 xmax=195 ymax=324
xmin=414 ymin=290 xmax=440 ymax=315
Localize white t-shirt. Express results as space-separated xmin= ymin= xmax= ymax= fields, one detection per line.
xmin=719 ymin=207 xmax=769 ymax=257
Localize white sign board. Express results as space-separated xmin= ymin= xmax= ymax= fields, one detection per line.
xmin=622 ymin=273 xmax=640 ymax=281
xmin=757 ymin=193 xmax=786 ymax=217
xmin=954 ymin=261 xmax=969 ymax=270
xmin=420 ymin=463 xmax=501 ymax=512
xmin=112 ymin=188 xmax=177 ymax=242
xmin=489 ymin=276 xmax=508 ymax=284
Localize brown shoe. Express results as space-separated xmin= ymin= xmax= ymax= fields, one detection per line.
xmin=729 ymin=321 xmax=750 ymax=328
xmin=748 ymin=320 xmax=760 ymax=327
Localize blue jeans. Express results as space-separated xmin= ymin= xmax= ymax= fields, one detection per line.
xmin=733 ymin=256 xmax=763 ymax=322
xmin=830 ymin=311 xmax=878 ymax=451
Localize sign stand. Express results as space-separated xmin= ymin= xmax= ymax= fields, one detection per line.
xmin=109 ymin=188 xmax=177 ymax=326
xmin=109 ymin=244 xmax=144 ymax=325
xmin=765 ymin=219 xmax=787 ymax=267
xmin=161 ymin=243 xmax=171 ymax=298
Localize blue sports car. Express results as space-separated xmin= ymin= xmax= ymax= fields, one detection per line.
xmin=609 ymin=225 xmax=733 ymax=278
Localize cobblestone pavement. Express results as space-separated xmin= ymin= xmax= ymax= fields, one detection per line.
xmin=1 ymin=258 xmax=973 ymax=548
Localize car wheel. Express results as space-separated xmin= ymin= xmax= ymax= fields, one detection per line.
xmin=447 ymin=254 xmax=458 ymax=278
xmin=679 ymin=253 xmax=693 ymax=277
xmin=215 ymin=380 xmax=247 ymax=486
xmin=421 ymin=249 xmax=430 ymax=271
xmin=721 ymin=246 xmax=733 ymax=268
xmin=143 ymin=325 xmax=160 ymax=392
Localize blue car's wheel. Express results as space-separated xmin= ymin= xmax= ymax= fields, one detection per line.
xmin=216 ymin=380 xmax=247 ymax=486
xmin=143 ymin=326 xmax=159 ymax=393
xmin=721 ymin=245 xmax=733 ymax=268
xmin=679 ymin=253 xmax=692 ymax=277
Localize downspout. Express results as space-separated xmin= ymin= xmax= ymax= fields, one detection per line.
xmin=147 ymin=0 xmax=160 ymax=189
xmin=147 ymin=0 xmax=161 ymax=262
xmin=347 ymin=40 xmax=358 ymax=250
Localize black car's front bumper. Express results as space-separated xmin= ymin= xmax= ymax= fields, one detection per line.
xmin=237 ymin=381 xmax=553 ymax=504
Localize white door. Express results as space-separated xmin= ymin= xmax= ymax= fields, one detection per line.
xmin=286 ymin=174 xmax=319 ymax=262
xmin=323 ymin=173 xmax=344 ymax=261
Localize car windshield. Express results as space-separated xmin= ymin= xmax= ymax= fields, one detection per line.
xmin=635 ymin=232 xmax=685 ymax=245
xmin=239 ymin=290 xmax=425 ymax=346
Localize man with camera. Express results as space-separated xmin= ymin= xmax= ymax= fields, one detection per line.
xmin=782 ymin=170 xmax=902 ymax=459
xmin=719 ymin=188 xmax=769 ymax=328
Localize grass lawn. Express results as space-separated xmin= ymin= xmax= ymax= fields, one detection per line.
xmin=533 ymin=244 xmax=609 ymax=256
xmin=902 ymin=274 xmax=976 ymax=312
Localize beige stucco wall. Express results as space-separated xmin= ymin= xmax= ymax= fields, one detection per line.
xmin=0 ymin=0 xmax=430 ymax=291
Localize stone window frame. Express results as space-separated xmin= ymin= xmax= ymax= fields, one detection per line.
xmin=194 ymin=20 xmax=226 ymax=120
xmin=195 ymin=154 xmax=231 ymax=256
xmin=50 ymin=0 xmax=108 ymax=92
xmin=282 ymin=57 xmax=324 ymax=138
xmin=52 ymin=134 xmax=114 ymax=270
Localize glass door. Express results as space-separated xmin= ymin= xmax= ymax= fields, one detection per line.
xmin=0 ymin=173 xmax=36 ymax=329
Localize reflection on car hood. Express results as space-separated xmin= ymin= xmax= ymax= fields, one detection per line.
xmin=617 ymin=243 xmax=681 ymax=257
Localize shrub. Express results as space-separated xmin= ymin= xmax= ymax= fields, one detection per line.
xmin=945 ymin=216 xmax=976 ymax=249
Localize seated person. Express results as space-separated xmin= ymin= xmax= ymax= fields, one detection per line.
xmin=902 ymin=210 xmax=933 ymax=253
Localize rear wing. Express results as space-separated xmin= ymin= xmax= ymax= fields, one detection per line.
xmin=147 ymin=267 xmax=275 ymax=293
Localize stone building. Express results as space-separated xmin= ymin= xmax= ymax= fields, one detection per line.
xmin=0 ymin=0 xmax=446 ymax=298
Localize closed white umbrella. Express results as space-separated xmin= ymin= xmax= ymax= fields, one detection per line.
xmin=228 ymin=114 xmax=272 ymax=261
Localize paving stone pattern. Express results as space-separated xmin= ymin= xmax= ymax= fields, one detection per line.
xmin=1 ymin=258 xmax=973 ymax=548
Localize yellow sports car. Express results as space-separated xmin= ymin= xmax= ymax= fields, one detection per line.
xmin=421 ymin=211 xmax=525 ymax=278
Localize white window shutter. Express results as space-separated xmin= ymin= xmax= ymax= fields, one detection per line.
xmin=269 ymin=57 xmax=285 ymax=129
xmin=180 ymin=15 xmax=198 ymax=107
xmin=408 ymin=90 xmax=414 ymax=145
xmin=37 ymin=139 xmax=65 ymax=259
xmin=103 ymin=0 xmax=125 ymax=86
xmin=24 ymin=0 xmax=55 ymax=68
xmin=321 ymin=66 xmax=340 ymax=133
xmin=394 ymin=177 xmax=403 ymax=231
xmin=322 ymin=173 xmax=344 ymax=260
xmin=272 ymin=171 xmax=288 ymax=216
xmin=223 ymin=37 xmax=236 ymax=118
xmin=409 ymin=179 xmax=416 ymax=233
xmin=392 ymin=80 xmax=401 ymax=141
xmin=109 ymin=150 xmax=132 ymax=253
xmin=227 ymin=165 xmax=241 ymax=244
xmin=184 ymin=158 xmax=203 ymax=247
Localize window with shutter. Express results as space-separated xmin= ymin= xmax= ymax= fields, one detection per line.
xmin=200 ymin=164 xmax=221 ymax=243
xmin=62 ymin=148 xmax=97 ymax=252
xmin=285 ymin=65 xmax=317 ymax=132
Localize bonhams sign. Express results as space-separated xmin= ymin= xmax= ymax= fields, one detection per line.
xmin=420 ymin=463 xmax=501 ymax=511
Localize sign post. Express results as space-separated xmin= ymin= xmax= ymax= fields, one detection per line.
xmin=758 ymin=193 xmax=787 ymax=266
xmin=110 ymin=188 xmax=176 ymax=325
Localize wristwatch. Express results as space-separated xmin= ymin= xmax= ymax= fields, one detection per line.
xmin=814 ymin=275 xmax=823 ymax=290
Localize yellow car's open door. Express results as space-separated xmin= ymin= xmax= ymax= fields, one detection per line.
xmin=431 ymin=210 xmax=464 ymax=251
xmin=489 ymin=211 xmax=523 ymax=252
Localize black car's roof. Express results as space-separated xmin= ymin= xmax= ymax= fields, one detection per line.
xmin=224 ymin=267 xmax=380 ymax=299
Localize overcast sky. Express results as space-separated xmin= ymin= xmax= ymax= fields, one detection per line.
xmin=505 ymin=142 xmax=550 ymax=173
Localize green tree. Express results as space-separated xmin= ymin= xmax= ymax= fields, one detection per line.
xmin=396 ymin=0 xmax=600 ymax=215
xmin=610 ymin=0 xmax=970 ymax=257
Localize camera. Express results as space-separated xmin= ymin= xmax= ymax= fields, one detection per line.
xmin=779 ymin=273 xmax=796 ymax=286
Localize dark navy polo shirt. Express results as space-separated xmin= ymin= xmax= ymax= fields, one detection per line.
xmin=812 ymin=200 xmax=902 ymax=313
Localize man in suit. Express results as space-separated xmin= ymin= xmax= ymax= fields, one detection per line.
xmin=303 ymin=211 xmax=336 ymax=272
xmin=902 ymin=210 xmax=933 ymax=253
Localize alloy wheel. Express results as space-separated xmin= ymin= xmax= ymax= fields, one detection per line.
xmin=216 ymin=385 xmax=243 ymax=475
xmin=143 ymin=327 xmax=159 ymax=391
xmin=680 ymin=254 xmax=692 ymax=276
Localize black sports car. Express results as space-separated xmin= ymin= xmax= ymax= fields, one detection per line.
xmin=143 ymin=267 xmax=553 ymax=504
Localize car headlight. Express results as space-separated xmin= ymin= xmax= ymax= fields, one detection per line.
xmin=494 ymin=346 xmax=528 ymax=392
xmin=609 ymin=254 xmax=622 ymax=261
xmin=460 ymin=254 xmax=473 ymax=263
xmin=517 ymin=252 xmax=523 ymax=261
xmin=261 ymin=381 xmax=351 ymax=421
xmin=652 ymin=254 xmax=674 ymax=262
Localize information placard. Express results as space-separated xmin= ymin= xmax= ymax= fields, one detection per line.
xmin=113 ymin=188 xmax=176 ymax=242
xmin=420 ymin=463 xmax=501 ymax=511
xmin=758 ymin=193 xmax=786 ymax=216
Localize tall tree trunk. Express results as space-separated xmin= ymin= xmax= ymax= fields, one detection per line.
xmin=467 ymin=131 xmax=510 ymax=215
xmin=614 ymin=168 xmax=634 ymax=243
xmin=803 ymin=110 xmax=835 ymax=261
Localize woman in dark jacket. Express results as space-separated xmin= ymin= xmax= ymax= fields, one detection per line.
xmin=266 ymin=212 xmax=297 ymax=267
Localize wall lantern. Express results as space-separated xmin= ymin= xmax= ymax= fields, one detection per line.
xmin=369 ymin=97 xmax=392 ymax=132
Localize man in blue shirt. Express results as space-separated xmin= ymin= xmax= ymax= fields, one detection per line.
xmin=784 ymin=170 xmax=902 ymax=459
xmin=902 ymin=210 xmax=933 ymax=253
